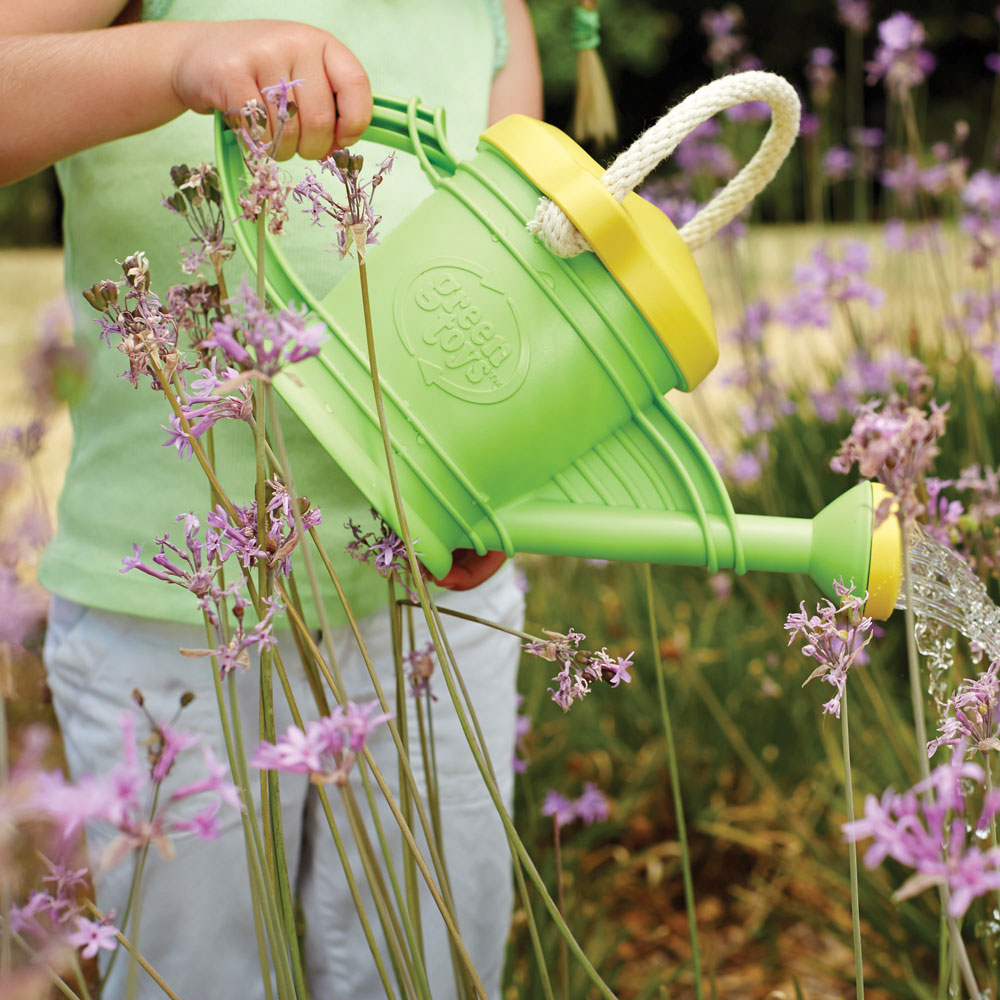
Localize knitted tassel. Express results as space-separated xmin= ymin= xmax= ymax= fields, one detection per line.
xmin=569 ymin=0 xmax=618 ymax=151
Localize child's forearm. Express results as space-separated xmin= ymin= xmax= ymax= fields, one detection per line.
xmin=1 ymin=24 xmax=198 ymax=184
xmin=0 ymin=19 xmax=372 ymax=185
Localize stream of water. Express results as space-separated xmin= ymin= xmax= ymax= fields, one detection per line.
xmin=896 ymin=525 xmax=1000 ymax=705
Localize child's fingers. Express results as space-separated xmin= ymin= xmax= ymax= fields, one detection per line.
xmin=285 ymin=63 xmax=338 ymax=161
xmin=321 ymin=39 xmax=372 ymax=148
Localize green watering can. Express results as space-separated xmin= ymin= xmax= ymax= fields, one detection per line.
xmin=213 ymin=73 xmax=903 ymax=619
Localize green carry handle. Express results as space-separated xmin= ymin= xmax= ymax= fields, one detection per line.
xmin=213 ymin=95 xmax=902 ymax=619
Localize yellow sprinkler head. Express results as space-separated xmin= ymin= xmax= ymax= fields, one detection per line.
xmin=866 ymin=484 xmax=902 ymax=620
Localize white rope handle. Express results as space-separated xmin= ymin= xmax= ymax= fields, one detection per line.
xmin=528 ymin=71 xmax=801 ymax=255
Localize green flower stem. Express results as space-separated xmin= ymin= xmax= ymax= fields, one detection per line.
xmin=311 ymin=783 xmax=403 ymax=1000
xmin=416 ymin=583 xmax=618 ymax=1000
xmin=552 ymin=817 xmax=569 ymax=1000
xmin=263 ymin=613 xmax=433 ymax=1000
xmin=67 ymin=952 xmax=93 ymax=1000
xmin=83 ymin=900 xmax=184 ymax=1000
xmin=986 ymin=760 xmax=1000 ymax=910
xmin=252 ymin=386 xmax=306 ymax=1000
xmin=335 ymin=783 xmax=427 ymax=1000
xmin=945 ymin=911 xmax=982 ymax=1000
xmin=292 ymin=536 xmax=470 ymax=931
xmin=266 ymin=386 xmax=466 ymax=964
xmin=102 ymin=783 xmax=161 ymax=992
xmin=10 ymin=927 xmax=83 ymax=1000
xmin=644 ymin=564 xmax=703 ymax=1000
xmin=841 ymin=690 xmax=865 ymax=999
xmin=225 ymin=669 xmax=297 ymax=1000
xmin=394 ymin=599 xmax=549 ymax=647
xmin=355 ymin=252 xmax=615 ymax=999
xmin=388 ymin=585 xmax=426 ymax=968
xmin=151 ymin=359 xmax=237 ymax=522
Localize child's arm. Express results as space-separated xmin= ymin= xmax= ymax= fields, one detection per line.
xmin=488 ymin=0 xmax=544 ymax=125
xmin=0 ymin=5 xmax=372 ymax=184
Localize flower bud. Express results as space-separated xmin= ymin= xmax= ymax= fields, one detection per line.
xmin=82 ymin=284 xmax=107 ymax=312
xmin=170 ymin=164 xmax=192 ymax=188
xmin=132 ymin=688 xmax=145 ymax=707
xmin=166 ymin=191 xmax=187 ymax=214
xmin=179 ymin=691 xmax=196 ymax=708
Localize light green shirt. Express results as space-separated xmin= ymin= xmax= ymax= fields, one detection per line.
xmin=40 ymin=0 xmax=506 ymax=626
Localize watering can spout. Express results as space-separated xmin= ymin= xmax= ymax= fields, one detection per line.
xmin=494 ymin=481 xmax=902 ymax=620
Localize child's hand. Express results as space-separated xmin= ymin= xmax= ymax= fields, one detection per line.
xmin=431 ymin=550 xmax=509 ymax=591
xmin=170 ymin=19 xmax=372 ymax=160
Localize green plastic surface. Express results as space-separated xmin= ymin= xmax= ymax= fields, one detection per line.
xmin=213 ymin=99 xmax=874 ymax=601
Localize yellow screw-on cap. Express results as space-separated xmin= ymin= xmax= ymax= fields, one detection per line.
xmin=866 ymin=483 xmax=902 ymax=620
xmin=480 ymin=115 xmax=719 ymax=391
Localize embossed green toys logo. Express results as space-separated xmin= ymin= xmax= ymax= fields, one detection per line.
xmin=394 ymin=261 xmax=528 ymax=403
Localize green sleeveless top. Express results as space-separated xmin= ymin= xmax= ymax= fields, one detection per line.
xmin=40 ymin=0 xmax=506 ymax=626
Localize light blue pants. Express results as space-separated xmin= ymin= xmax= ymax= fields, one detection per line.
xmin=44 ymin=564 xmax=524 ymax=1000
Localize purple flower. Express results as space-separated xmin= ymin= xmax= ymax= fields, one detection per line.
xmin=928 ymin=661 xmax=1000 ymax=758
xmin=831 ymin=394 xmax=948 ymax=526
xmin=785 ymin=580 xmax=874 ymax=718
xmin=162 ymin=163 xmax=233 ymax=277
xmin=67 ymin=916 xmax=119 ymax=959
xmin=844 ymin=754 xmax=1000 ymax=917
xmin=836 ymin=0 xmax=870 ymax=34
xmin=542 ymin=790 xmax=576 ymax=829
xmin=163 ymin=359 xmax=254 ymax=459
xmin=85 ymin=253 xmax=193 ymax=390
xmin=987 ymin=53 xmax=1000 ymax=74
xmin=292 ymin=150 xmax=394 ymax=262
xmin=524 ymin=628 xmax=635 ymax=712
xmin=543 ymin=783 xmax=611 ymax=829
xmin=345 ymin=509 xmax=416 ymax=596
xmin=250 ymin=700 xmax=393 ymax=785
xmin=202 ymin=280 xmax=327 ymax=378
xmin=866 ymin=13 xmax=935 ymax=97
xmin=36 ymin=710 xmax=238 ymax=871
xmin=823 ymin=147 xmax=854 ymax=182
xmin=807 ymin=47 xmax=836 ymax=102
xmin=231 ymin=81 xmax=302 ymax=236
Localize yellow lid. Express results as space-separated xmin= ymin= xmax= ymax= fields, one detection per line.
xmin=866 ymin=483 xmax=902 ymax=620
xmin=480 ymin=115 xmax=719 ymax=391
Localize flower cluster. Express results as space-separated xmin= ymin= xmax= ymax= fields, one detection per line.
xmin=250 ymin=701 xmax=393 ymax=785
xmin=345 ymin=508 xmax=415 ymax=595
xmin=161 ymin=162 xmax=234 ymax=276
xmin=928 ymin=661 xmax=1000 ymax=759
xmin=811 ymin=347 xmax=929 ymax=423
xmin=293 ymin=148 xmax=395 ymax=262
xmin=84 ymin=253 xmax=192 ymax=389
xmin=523 ymin=628 xmax=633 ymax=712
xmin=120 ymin=507 xmax=294 ymax=675
xmin=960 ymin=170 xmax=1000 ymax=270
xmin=831 ymin=393 xmax=948 ymax=526
xmin=37 ymin=706 xmax=239 ymax=870
xmin=774 ymin=240 xmax=884 ymax=330
xmin=844 ymin=754 xmax=1000 ymax=918
xmin=784 ymin=580 xmax=874 ymax=718
xmin=203 ymin=279 xmax=327 ymax=379
xmin=542 ymin=782 xmax=611 ymax=829
xmin=163 ymin=358 xmax=254 ymax=458
xmin=866 ymin=12 xmax=935 ymax=97
xmin=233 ymin=79 xmax=302 ymax=235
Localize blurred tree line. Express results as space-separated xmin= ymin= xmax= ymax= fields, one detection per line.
xmin=2 ymin=0 xmax=997 ymax=246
